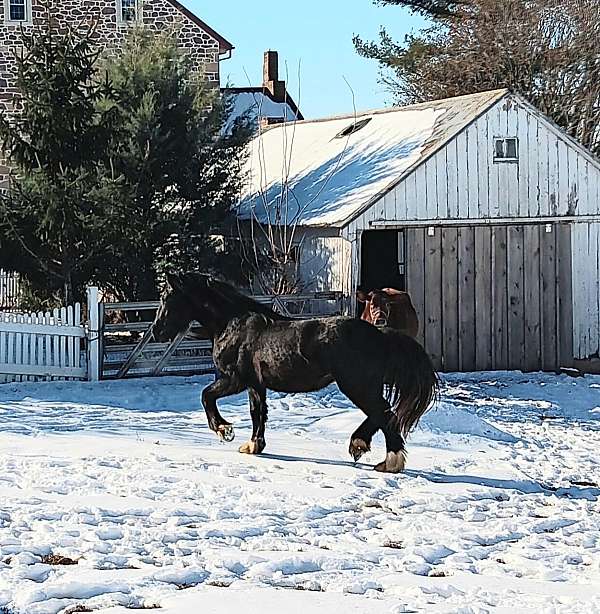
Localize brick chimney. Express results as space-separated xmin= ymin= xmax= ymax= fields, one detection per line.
xmin=263 ymin=50 xmax=286 ymax=103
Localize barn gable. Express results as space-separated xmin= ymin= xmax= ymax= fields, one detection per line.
xmin=344 ymin=92 xmax=600 ymax=235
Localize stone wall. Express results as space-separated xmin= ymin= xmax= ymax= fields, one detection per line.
xmin=0 ymin=0 xmax=224 ymax=181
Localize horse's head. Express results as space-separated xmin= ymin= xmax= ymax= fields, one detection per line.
xmin=357 ymin=287 xmax=418 ymax=336
xmin=154 ymin=272 xmax=284 ymax=341
xmin=356 ymin=288 xmax=396 ymax=327
xmin=153 ymin=272 xmax=221 ymax=342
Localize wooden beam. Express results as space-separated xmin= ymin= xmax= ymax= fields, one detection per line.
xmin=152 ymin=326 xmax=192 ymax=376
xmin=0 ymin=363 xmax=87 ymax=378
xmin=116 ymin=324 xmax=156 ymax=379
xmin=370 ymin=215 xmax=600 ymax=229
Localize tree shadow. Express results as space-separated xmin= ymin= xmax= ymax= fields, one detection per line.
xmin=240 ymin=135 xmax=426 ymax=226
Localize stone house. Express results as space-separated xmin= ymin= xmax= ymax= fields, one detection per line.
xmin=0 ymin=0 xmax=233 ymax=181
xmin=0 ymin=1 xmax=303 ymax=181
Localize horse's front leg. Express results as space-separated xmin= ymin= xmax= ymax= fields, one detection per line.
xmin=239 ymin=387 xmax=268 ymax=454
xmin=201 ymin=375 xmax=245 ymax=442
xmin=348 ymin=417 xmax=379 ymax=462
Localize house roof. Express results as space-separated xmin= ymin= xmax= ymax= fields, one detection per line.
xmin=237 ymin=89 xmax=509 ymax=228
xmin=167 ymin=0 xmax=233 ymax=53
xmin=225 ymin=87 xmax=304 ymax=122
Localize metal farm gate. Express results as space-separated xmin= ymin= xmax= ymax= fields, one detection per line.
xmin=97 ymin=292 xmax=343 ymax=380
xmin=405 ymin=223 xmax=573 ymax=372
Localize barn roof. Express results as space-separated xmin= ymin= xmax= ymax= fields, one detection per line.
xmin=237 ymin=89 xmax=509 ymax=228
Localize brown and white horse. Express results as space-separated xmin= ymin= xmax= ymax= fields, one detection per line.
xmin=357 ymin=288 xmax=419 ymax=339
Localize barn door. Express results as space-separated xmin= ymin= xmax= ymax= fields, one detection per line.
xmin=406 ymin=224 xmax=573 ymax=372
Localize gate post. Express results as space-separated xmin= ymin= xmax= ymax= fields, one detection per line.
xmin=87 ymin=286 xmax=100 ymax=381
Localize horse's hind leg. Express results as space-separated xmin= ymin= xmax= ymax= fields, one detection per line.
xmin=374 ymin=423 xmax=407 ymax=473
xmin=239 ymin=387 xmax=268 ymax=455
xmin=336 ymin=378 xmax=407 ymax=473
xmin=201 ymin=375 xmax=245 ymax=442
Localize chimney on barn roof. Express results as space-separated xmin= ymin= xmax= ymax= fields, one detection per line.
xmin=263 ymin=50 xmax=286 ymax=103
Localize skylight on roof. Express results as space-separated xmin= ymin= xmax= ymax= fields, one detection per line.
xmin=334 ymin=117 xmax=372 ymax=139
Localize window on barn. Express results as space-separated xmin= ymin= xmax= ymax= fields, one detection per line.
xmin=5 ymin=0 xmax=29 ymax=22
xmin=494 ymin=137 xmax=519 ymax=162
xmin=117 ymin=0 xmax=139 ymax=23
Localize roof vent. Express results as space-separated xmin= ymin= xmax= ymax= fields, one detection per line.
xmin=334 ymin=117 xmax=372 ymax=139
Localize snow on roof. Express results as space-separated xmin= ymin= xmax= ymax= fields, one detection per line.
xmin=237 ymin=89 xmax=508 ymax=227
xmin=224 ymin=90 xmax=301 ymax=133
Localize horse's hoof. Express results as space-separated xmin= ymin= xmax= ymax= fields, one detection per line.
xmin=349 ymin=438 xmax=370 ymax=462
xmin=238 ymin=439 xmax=265 ymax=455
xmin=217 ymin=424 xmax=235 ymax=442
xmin=374 ymin=451 xmax=406 ymax=473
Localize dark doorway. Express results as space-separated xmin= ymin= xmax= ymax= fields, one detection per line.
xmin=360 ymin=230 xmax=406 ymax=291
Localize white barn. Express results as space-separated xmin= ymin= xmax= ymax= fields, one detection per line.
xmin=238 ymin=89 xmax=600 ymax=372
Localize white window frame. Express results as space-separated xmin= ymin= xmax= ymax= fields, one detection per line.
xmin=493 ymin=137 xmax=519 ymax=163
xmin=116 ymin=0 xmax=141 ymax=25
xmin=4 ymin=0 xmax=32 ymax=25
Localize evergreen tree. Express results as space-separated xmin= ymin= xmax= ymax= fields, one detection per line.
xmin=0 ymin=22 xmax=127 ymax=305
xmin=355 ymin=0 xmax=600 ymax=156
xmin=0 ymin=23 xmax=252 ymax=305
xmin=105 ymin=29 xmax=253 ymax=298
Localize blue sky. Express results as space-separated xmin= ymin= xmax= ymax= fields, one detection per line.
xmin=184 ymin=1 xmax=425 ymax=119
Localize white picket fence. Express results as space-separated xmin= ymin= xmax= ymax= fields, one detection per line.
xmin=0 ymin=303 xmax=87 ymax=382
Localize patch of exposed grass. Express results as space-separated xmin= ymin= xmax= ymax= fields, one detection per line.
xmin=382 ymin=540 xmax=403 ymax=549
xmin=206 ymin=579 xmax=233 ymax=588
xmin=40 ymin=553 xmax=79 ymax=566
xmin=291 ymin=582 xmax=324 ymax=592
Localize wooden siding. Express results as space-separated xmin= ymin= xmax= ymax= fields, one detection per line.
xmin=572 ymin=222 xmax=600 ymax=359
xmin=298 ymin=231 xmax=352 ymax=297
xmin=406 ymin=224 xmax=573 ymax=372
xmin=340 ymin=94 xmax=600 ymax=361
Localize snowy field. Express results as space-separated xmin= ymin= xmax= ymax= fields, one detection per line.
xmin=0 ymin=372 xmax=599 ymax=613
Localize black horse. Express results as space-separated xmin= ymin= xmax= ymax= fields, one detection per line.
xmin=153 ymin=273 xmax=438 ymax=473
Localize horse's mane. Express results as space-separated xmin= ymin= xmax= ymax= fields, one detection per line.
xmin=207 ymin=277 xmax=289 ymax=321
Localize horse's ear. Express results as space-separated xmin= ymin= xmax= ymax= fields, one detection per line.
xmin=356 ymin=289 xmax=369 ymax=303
xmin=166 ymin=272 xmax=184 ymax=291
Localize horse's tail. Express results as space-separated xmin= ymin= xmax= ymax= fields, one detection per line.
xmin=383 ymin=330 xmax=439 ymax=437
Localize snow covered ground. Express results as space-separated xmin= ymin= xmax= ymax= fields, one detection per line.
xmin=0 ymin=372 xmax=599 ymax=613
